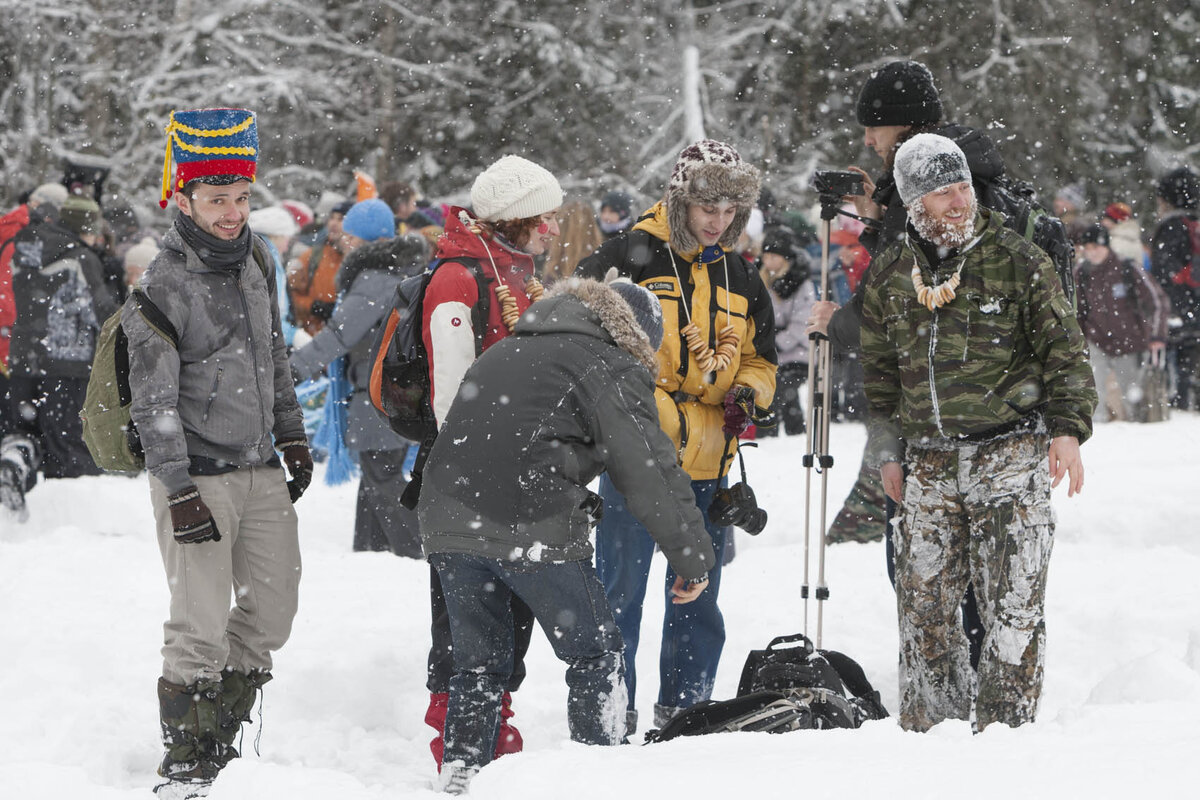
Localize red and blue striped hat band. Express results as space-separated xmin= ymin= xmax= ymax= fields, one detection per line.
xmin=160 ymin=108 xmax=258 ymax=208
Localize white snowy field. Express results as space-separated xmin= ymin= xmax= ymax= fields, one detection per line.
xmin=2 ymin=415 xmax=1199 ymax=799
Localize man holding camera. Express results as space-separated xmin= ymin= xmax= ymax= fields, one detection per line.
xmin=809 ymin=60 xmax=1009 ymax=664
xmin=858 ymin=134 xmax=1095 ymax=733
xmin=577 ymin=139 xmax=776 ymax=733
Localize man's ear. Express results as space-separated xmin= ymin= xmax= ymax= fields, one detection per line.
xmin=174 ymin=191 xmax=191 ymax=217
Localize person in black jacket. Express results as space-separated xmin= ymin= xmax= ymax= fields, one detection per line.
xmin=418 ymin=278 xmax=714 ymax=793
xmin=1 ymin=195 xmax=118 ymax=515
xmin=1149 ymin=166 xmax=1200 ymax=410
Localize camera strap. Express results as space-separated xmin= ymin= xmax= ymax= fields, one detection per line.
xmin=734 ymin=440 xmax=757 ymax=483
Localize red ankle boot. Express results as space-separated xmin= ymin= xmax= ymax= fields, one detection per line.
xmin=425 ymin=690 xmax=524 ymax=770
xmin=495 ymin=691 xmax=524 ymax=756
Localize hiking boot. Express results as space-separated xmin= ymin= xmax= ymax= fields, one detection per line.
xmin=0 ymin=459 xmax=25 ymax=515
xmin=653 ymin=703 xmax=684 ymax=728
xmin=156 ymin=677 xmax=233 ymax=794
xmin=217 ymin=668 xmax=271 ymax=753
xmin=437 ymin=761 xmax=478 ymax=795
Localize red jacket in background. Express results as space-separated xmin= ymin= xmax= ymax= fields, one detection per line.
xmin=421 ymin=207 xmax=537 ymax=424
xmin=0 ymin=204 xmax=32 ymax=370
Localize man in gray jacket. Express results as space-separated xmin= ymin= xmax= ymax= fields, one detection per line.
xmin=418 ymin=278 xmax=713 ymax=794
xmin=126 ymin=108 xmax=310 ymax=799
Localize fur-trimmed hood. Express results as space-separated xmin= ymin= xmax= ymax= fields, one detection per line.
xmin=664 ymin=140 xmax=762 ymax=255
xmin=515 ymin=278 xmax=659 ymax=374
xmin=336 ymin=232 xmax=429 ymax=293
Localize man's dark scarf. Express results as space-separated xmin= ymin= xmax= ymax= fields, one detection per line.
xmin=175 ymin=212 xmax=252 ymax=272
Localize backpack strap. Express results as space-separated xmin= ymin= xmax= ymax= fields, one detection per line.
xmin=130 ymin=289 xmax=179 ymax=348
xmin=819 ymin=648 xmax=889 ymax=719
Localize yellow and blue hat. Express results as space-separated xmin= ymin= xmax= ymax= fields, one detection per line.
xmin=160 ymin=108 xmax=258 ymax=208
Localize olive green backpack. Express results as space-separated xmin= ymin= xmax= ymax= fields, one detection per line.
xmin=79 ymin=290 xmax=179 ymax=474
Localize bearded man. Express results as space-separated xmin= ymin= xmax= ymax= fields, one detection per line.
xmin=858 ymin=134 xmax=1096 ymax=733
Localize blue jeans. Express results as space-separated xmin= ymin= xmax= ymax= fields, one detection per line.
xmin=594 ymin=474 xmax=728 ymax=712
xmin=430 ymin=553 xmax=626 ymax=769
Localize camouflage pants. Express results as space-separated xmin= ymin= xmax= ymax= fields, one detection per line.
xmin=894 ymin=431 xmax=1054 ymax=732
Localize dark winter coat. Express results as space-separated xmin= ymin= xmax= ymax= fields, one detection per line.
xmin=1075 ymin=251 xmax=1170 ymax=357
xmin=7 ymin=213 xmax=118 ymax=379
xmin=417 ymin=279 xmax=715 ymax=582
xmin=1149 ymin=211 xmax=1199 ymax=331
xmin=831 ymin=123 xmax=1007 ymax=354
xmin=123 ymin=223 xmax=305 ymax=495
xmin=289 ymin=233 xmax=429 ymax=451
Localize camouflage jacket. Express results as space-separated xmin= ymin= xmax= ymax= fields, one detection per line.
xmin=860 ymin=208 xmax=1096 ymax=466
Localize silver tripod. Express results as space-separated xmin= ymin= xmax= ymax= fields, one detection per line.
xmin=801 ymin=208 xmax=838 ymax=648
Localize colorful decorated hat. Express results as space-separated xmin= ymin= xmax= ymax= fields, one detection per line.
xmin=160 ymin=108 xmax=258 ymax=208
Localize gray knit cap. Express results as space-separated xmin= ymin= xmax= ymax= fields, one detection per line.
xmin=893 ymin=133 xmax=971 ymax=205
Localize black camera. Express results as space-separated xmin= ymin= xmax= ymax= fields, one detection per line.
xmin=812 ymin=169 xmax=864 ymax=198
xmin=708 ymin=481 xmax=768 ymax=535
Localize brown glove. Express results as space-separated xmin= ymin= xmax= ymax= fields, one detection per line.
xmin=167 ymin=488 xmax=221 ymax=544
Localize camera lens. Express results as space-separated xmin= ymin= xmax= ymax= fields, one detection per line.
xmin=741 ymin=507 xmax=768 ymax=536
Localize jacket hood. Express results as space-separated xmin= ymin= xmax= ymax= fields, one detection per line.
xmin=337 ymin=232 xmax=429 ymax=293
xmin=434 ymin=205 xmax=526 ymax=269
xmin=515 ymin=278 xmax=659 ymax=374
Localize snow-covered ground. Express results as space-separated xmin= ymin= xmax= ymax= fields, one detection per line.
xmin=3 ymin=416 xmax=1199 ymax=799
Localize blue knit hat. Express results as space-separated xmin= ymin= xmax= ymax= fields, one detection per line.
xmin=342 ymin=199 xmax=396 ymax=241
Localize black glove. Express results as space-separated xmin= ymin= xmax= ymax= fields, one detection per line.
xmin=167 ymin=488 xmax=221 ymax=544
xmin=279 ymin=441 xmax=313 ymax=503
xmin=309 ymin=299 xmax=335 ymax=322
xmin=722 ymin=385 xmax=756 ymax=438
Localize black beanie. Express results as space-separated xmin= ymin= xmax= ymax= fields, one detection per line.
xmin=1156 ymin=167 xmax=1200 ymax=211
xmin=1080 ymin=223 xmax=1109 ymax=247
xmin=856 ymin=61 xmax=943 ymax=127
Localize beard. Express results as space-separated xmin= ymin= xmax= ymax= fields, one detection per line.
xmin=910 ymin=195 xmax=978 ymax=249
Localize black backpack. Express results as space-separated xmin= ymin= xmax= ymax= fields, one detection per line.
xmin=644 ymin=633 xmax=888 ymax=742
xmin=979 ymin=176 xmax=1077 ymax=307
xmin=367 ymin=257 xmax=489 ymax=507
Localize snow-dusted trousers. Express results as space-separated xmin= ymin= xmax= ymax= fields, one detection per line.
xmin=151 ymin=466 xmax=301 ymax=686
xmin=430 ymin=552 xmax=626 ymax=770
xmin=895 ymin=431 xmax=1054 ymax=733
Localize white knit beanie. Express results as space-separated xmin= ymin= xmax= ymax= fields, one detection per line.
xmin=470 ymin=155 xmax=563 ymax=222
xmin=893 ymin=133 xmax=971 ymax=206
xmin=123 ymin=237 xmax=160 ymax=271
xmin=249 ymin=205 xmax=300 ymax=238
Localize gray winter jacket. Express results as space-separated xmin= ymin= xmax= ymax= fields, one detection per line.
xmin=123 ymin=224 xmax=305 ymax=494
xmin=417 ymin=279 xmax=715 ymax=581
xmin=289 ymin=234 xmax=428 ymax=451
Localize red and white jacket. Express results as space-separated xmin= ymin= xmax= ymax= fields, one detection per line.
xmin=421 ymin=207 xmax=537 ymax=424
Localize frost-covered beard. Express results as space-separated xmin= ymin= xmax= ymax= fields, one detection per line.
xmin=909 ymin=193 xmax=978 ymax=249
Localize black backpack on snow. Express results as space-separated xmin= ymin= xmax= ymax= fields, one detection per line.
xmin=979 ymin=176 xmax=1077 ymax=307
xmin=644 ymin=633 xmax=888 ymax=742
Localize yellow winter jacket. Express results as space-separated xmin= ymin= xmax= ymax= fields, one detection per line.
xmin=578 ymin=202 xmax=777 ymax=479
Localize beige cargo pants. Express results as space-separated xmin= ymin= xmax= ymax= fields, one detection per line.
xmin=150 ymin=466 xmax=301 ymax=686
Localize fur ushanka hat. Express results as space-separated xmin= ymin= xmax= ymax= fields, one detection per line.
xmin=665 ymin=139 xmax=762 ymax=255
